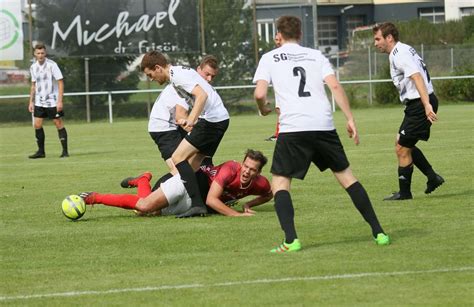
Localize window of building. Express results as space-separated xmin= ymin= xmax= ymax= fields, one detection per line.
xmin=461 ymin=7 xmax=474 ymax=18
xmin=257 ymin=19 xmax=275 ymax=43
xmin=317 ymin=16 xmax=338 ymax=47
xmin=419 ymin=7 xmax=445 ymax=23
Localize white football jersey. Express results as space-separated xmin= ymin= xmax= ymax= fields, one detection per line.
xmin=389 ymin=42 xmax=434 ymax=102
xmin=253 ymin=43 xmax=335 ymax=132
xmin=169 ymin=66 xmax=229 ymax=122
xmin=30 ymin=58 xmax=63 ymax=107
xmin=148 ymin=85 xmax=190 ymax=132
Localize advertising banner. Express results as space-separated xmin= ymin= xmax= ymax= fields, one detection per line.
xmin=0 ymin=0 xmax=24 ymax=61
xmin=34 ymin=0 xmax=199 ymax=56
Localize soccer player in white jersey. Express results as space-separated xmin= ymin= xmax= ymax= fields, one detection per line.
xmin=28 ymin=43 xmax=69 ymax=159
xmin=373 ymin=22 xmax=444 ymax=201
xmin=253 ymin=15 xmax=390 ymax=253
xmin=141 ymin=51 xmax=229 ymax=218
xmin=148 ymin=84 xmax=189 ymax=170
xmin=147 ymin=55 xmax=219 ymax=191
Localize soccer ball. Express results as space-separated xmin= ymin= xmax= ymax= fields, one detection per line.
xmin=61 ymin=195 xmax=86 ymax=220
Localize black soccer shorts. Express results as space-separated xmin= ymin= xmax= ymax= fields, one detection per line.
xmin=398 ymin=93 xmax=438 ymax=148
xmin=184 ymin=118 xmax=229 ymax=157
xmin=149 ymin=129 xmax=186 ymax=160
xmin=271 ymin=130 xmax=350 ymax=179
xmin=33 ymin=106 xmax=64 ymax=119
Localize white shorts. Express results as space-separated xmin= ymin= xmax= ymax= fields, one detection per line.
xmin=159 ymin=174 xmax=192 ymax=216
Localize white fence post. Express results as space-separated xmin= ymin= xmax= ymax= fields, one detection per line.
xmin=368 ymin=46 xmax=373 ymax=105
xmin=108 ymin=92 xmax=113 ymax=124
xmin=451 ymin=48 xmax=454 ymax=72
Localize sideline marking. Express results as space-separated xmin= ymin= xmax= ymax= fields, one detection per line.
xmin=1 ymin=267 xmax=473 ymax=301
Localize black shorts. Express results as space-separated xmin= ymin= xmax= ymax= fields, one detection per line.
xmin=34 ymin=106 xmax=64 ymax=119
xmin=149 ymin=128 xmax=187 ymax=160
xmin=185 ymin=118 xmax=229 ymax=157
xmin=398 ymin=93 xmax=439 ymax=148
xmin=271 ymin=130 xmax=350 ymax=179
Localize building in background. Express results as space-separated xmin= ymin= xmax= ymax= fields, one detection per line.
xmin=444 ymin=0 xmax=474 ymax=20
xmin=255 ymin=0 xmax=449 ymax=54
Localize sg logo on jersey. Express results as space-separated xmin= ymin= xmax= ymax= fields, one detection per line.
xmin=273 ymin=53 xmax=289 ymax=62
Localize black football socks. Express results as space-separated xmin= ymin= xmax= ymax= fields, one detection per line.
xmin=398 ymin=164 xmax=414 ymax=197
xmin=412 ymin=146 xmax=436 ymax=180
xmin=58 ymin=127 xmax=68 ymax=155
xmin=274 ymin=190 xmax=297 ymax=244
xmin=176 ymin=160 xmax=205 ymax=208
xmin=35 ymin=128 xmax=45 ymax=153
xmin=346 ymin=182 xmax=384 ymax=237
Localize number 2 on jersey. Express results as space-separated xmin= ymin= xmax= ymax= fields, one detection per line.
xmin=293 ymin=66 xmax=311 ymax=97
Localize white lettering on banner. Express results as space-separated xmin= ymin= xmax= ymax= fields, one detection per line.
xmin=51 ymin=0 xmax=180 ymax=50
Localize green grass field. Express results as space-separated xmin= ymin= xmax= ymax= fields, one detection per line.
xmin=1 ymin=105 xmax=473 ymax=305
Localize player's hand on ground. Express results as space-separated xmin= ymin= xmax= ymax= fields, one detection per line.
xmin=243 ymin=205 xmax=256 ymax=214
xmin=425 ymin=104 xmax=437 ymax=123
xmin=347 ymin=118 xmax=360 ymax=145
xmin=239 ymin=211 xmax=254 ymax=217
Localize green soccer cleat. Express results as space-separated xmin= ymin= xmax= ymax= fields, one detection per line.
xmin=374 ymin=233 xmax=391 ymax=246
xmin=270 ymin=239 xmax=302 ymax=253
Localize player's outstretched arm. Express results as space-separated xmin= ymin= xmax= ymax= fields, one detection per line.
xmin=324 ymin=74 xmax=359 ymax=145
xmin=206 ymin=182 xmax=253 ymax=216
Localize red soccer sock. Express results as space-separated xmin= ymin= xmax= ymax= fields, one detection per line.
xmin=137 ymin=176 xmax=152 ymax=198
xmin=93 ymin=193 xmax=139 ymax=210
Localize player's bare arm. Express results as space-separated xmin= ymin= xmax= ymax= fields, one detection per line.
xmin=175 ymin=104 xmax=191 ymax=131
xmin=28 ymin=82 xmax=36 ymax=113
xmin=242 ymin=191 xmax=273 ymax=213
xmin=206 ymin=182 xmax=254 ymax=217
xmin=56 ymin=79 xmax=64 ymax=111
xmin=410 ymin=72 xmax=437 ymax=123
xmin=183 ymin=85 xmax=207 ymax=129
xmin=254 ymin=80 xmax=272 ymax=116
xmin=324 ymin=74 xmax=359 ymax=145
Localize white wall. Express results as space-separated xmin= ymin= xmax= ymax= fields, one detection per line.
xmin=445 ymin=0 xmax=474 ymax=20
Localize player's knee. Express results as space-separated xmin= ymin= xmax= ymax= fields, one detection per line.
xmin=54 ymin=119 xmax=64 ymax=129
xmin=395 ymin=145 xmax=410 ymax=159
xmin=171 ymin=151 xmax=187 ymax=164
xmin=135 ymin=198 xmax=154 ymax=213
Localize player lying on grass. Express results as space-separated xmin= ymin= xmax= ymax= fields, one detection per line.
xmin=79 ymin=150 xmax=272 ymax=217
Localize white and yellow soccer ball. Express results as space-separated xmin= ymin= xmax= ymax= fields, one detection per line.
xmin=61 ymin=195 xmax=86 ymax=220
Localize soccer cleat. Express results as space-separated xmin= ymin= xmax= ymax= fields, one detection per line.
xmin=60 ymin=152 xmax=69 ymax=158
xmin=383 ymin=191 xmax=413 ymax=201
xmin=120 ymin=172 xmax=152 ymax=188
xmin=28 ymin=151 xmax=45 ymax=159
xmin=425 ymin=174 xmax=445 ymax=194
xmin=264 ymin=135 xmax=277 ymax=141
xmin=270 ymin=239 xmax=302 ymax=253
xmin=374 ymin=233 xmax=391 ymax=245
xmin=79 ymin=192 xmax=96 ymax=205
xmin=175 ymin=206 xmax=208 ymax=218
